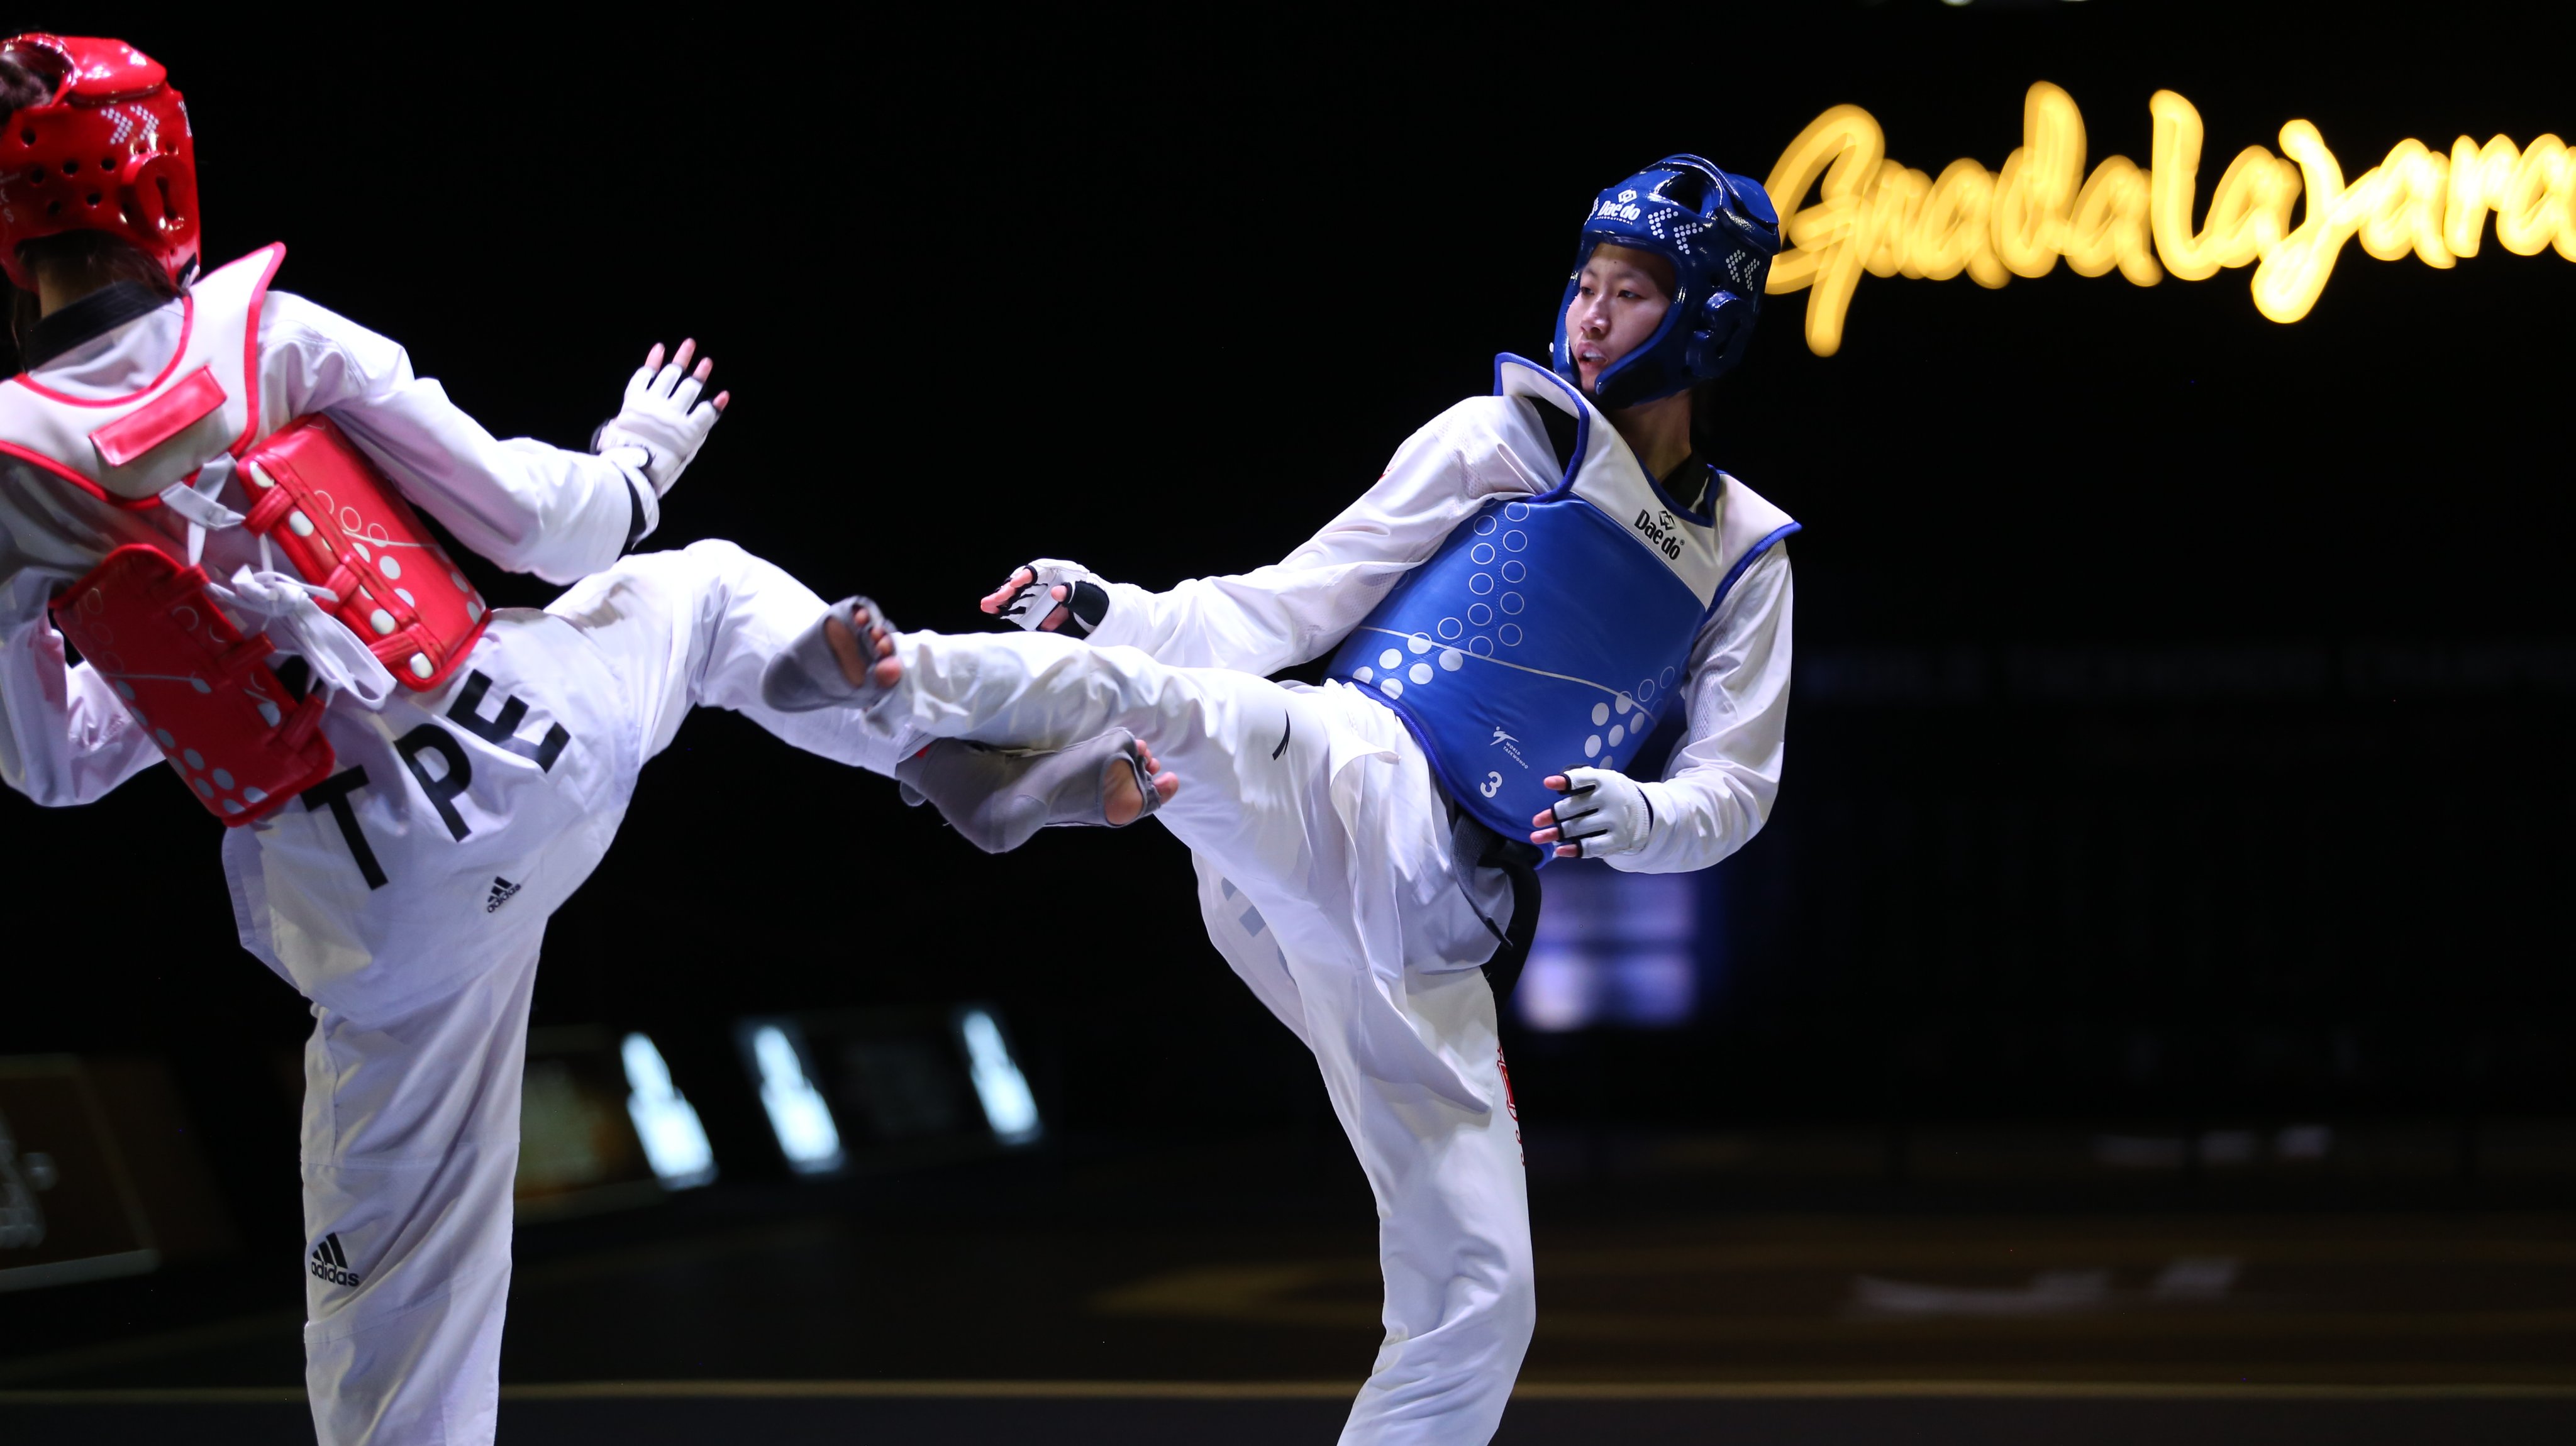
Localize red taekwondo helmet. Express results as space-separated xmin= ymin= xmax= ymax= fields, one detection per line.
xmin=0 ymin=33 xmax=201 ymax=294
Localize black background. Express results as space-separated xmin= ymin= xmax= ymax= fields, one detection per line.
xmin=3 ymin=0 xmax=2571 ymax=1259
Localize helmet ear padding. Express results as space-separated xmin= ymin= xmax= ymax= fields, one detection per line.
xmin=120 ymin=150 xmax=195 ymax=243
xmin=1684 ymin=289 xmax=1757 ymax=379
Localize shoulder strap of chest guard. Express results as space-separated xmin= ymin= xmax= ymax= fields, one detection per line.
xmin=0 ymin=244 xmax=286 ymax=507
xmin=1706 ymin=473 xmax=1798 ymax=612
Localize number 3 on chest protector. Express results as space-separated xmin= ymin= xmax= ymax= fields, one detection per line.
xmin=1480 ymin=771 xmax=1504 ymax=798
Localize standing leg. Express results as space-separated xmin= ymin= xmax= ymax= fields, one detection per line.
xmin=1211 ymin=829 xmax=1535 ymax=1445
xmin=1195 ymin=875 xmax=1537 ymax=1446
xmin=282 ymin=550 xmax=797 ymax=1444
xmin=245 ymin=550 xmax=859 ymax=1446
xmin=1321 ymin=966 xmax=1532 ymax=1446
xmin=299 ymin=931 xmax=544 ymax=1446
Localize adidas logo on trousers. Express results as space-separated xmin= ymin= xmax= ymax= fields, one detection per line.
xmin=309 ymin=1232 xmax=362 ymax=1287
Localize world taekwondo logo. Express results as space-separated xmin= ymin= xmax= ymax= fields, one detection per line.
xmin=1489 ymin=727 xmax=1530 ymax=771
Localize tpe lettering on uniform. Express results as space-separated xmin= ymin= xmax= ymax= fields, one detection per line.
xmin=394 ymin=726 xmax=474 ymax=842
xmin=445 ymin=671 xmax=570 ymax=771
xmin=301 ymin=768 xmax=388 ymax=889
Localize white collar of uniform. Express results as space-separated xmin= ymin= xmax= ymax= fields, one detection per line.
xmin=1489 ymin=352 xmax=1635 ymax=495
xmin=1491 ymin=351 xmax=1799 ymax=611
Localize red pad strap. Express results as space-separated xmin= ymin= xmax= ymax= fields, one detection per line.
xmin=87 ymin=365 xmax=227 ymax=468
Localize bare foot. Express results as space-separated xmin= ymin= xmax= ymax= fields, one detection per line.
xmin=1103 ymin=737 xmax=1180 ymax=825
xmin=821 ymin=604 xmax=902 ymax=689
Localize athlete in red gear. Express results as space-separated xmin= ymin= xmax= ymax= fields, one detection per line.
xmin=0 ymin=35 xmax=1161 ymax=1446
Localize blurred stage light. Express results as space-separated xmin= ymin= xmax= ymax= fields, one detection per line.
xmin=0 ymin=1056 xmax=238 ymax=1288
xmin=743 ymin=1023 xmax=845 ymax=1176
xmin=957 ymin=1009 xmax=1041 ymax=1145
xmin=619 ymin=1034 xmax=715 ymax=1190
xmin=2201 ymin=1130 xmax=2261 ymax=1167
xmin=2277 ymin=1123 xmax=2334 ymax=1162
xmin=2092 ymin=1134 xmax=2189 ymax=1170
xmin=1515 ymin=864 xmax=1704 ymax=1032
xmin=0 ymin=1110 xmax=47 ymax=1254
xmin=517 ymin=1029 xmax=673 ymax=1218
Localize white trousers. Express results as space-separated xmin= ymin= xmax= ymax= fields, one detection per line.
xmin=880 ymin=630 xmax=1536 ymax=1446
xmin=221 ymin=541 xmax=896 ymax=1446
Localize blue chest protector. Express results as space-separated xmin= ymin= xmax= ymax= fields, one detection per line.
xmin=1326 ymin=355 xmax=1798 ymax=849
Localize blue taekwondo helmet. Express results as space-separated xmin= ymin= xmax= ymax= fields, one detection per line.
xmin=1550 ymin=155 xmax=1782 ymax=409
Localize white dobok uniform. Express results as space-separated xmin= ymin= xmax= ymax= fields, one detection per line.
xmin=870 ymin=377 xmax=1795 ymax=1444
xmin=0 ymin=258 xmax=901 ymax=1446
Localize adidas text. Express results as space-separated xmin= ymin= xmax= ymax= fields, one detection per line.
xmin=485 ymin=877 xmax=522 ymax=913
xmin=309 ymin=1233 xmax=362 ymax=1288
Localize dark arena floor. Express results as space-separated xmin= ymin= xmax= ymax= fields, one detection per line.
xmin=6 ymin=1386 xmax=2572 ymax=1446
xmin=4 ymin=1133 xmax=2572 ymax=1445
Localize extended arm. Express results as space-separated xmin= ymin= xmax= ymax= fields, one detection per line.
xmin=988 ymin=400 xmax=1535 ymax=673
xmin=258 ymin=295 xmax=721 ymax=586
xmin=0 ymin=578 xmax=162 ymax=806
xmin=1536 ymin=544 xmax=1795 ymax=874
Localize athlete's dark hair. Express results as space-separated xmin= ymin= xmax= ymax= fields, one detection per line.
xmin=1 ymin=50 xmax=181 ymax=362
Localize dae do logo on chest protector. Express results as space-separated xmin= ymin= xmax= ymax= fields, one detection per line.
xmin=1328 ymin=356 xmax=1796 ymax=850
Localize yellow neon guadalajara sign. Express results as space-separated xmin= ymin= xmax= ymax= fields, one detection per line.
xmin=1762 ymin=83 xmax=2576 ymax=355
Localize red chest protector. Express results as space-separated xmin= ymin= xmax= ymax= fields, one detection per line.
xmin=0 ymin=244 xmax=491 ymax=824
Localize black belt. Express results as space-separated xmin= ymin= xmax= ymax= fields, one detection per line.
xmin=1443 ymin=787 xmax=1544 ymax=1006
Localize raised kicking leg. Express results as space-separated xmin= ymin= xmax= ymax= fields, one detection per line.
xmin=893 ymin=729 xmax=1175 ymax=851
xmin=763 ymin=593 xmax=1179 ymax=842
xmin=566 ymin=570 xmax=1173 ymax=844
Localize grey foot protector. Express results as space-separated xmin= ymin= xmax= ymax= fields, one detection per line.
xmin=896 ymin=730 xmax=1162 ymax=854
xmin=760 ymin=595 xmax=897 ymax=713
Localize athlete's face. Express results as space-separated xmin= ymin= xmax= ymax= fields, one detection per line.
xmin=1563 ymin=243 xmax=1677 ymax=395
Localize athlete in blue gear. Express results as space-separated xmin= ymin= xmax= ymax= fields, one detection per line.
xmin=772 ymin=156 xmax=1797 ymax=1446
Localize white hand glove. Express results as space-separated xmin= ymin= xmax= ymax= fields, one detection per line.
xmin=593 ymin=339 xmax=726 ymax=499
xmin=1534 ymin=765 xmax=1657 ymax=859
xmin=985 ymin=558 xmax=1113 ymax=637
